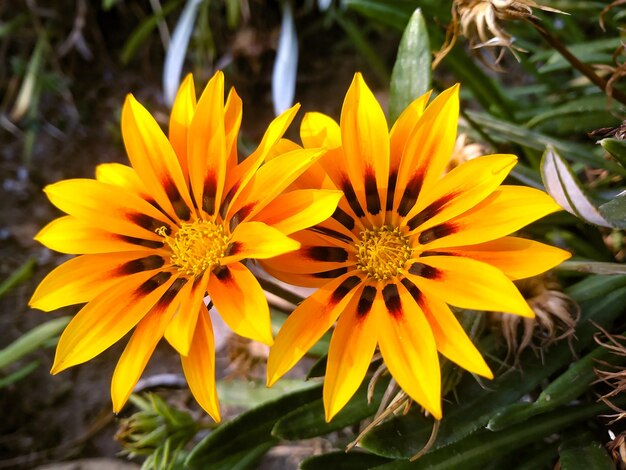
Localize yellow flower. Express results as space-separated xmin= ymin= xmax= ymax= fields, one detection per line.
xmin=264 ymin=73 xmax=570 ymax=421
xmin=29 ymin=72 xmax=342 ymax=421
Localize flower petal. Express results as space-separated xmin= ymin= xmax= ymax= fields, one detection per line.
xmin=223 ymin=221 xmax=300 ymax=264
xmin=51 ymin=271 xmax=176 ymax=374
xmin=224 ymin=87 xmax=243 ymax=170
xmin=416 ymin=186 xmax=562 ymax=249
xmin=169 ymin=74 xmax=197 ymax=177
xmin=340 ymin=73 xmax=390 ymax=222
xmin=323 ymin=283 xmax=379 ymax=422
xmin=95 ymin=163 xmax=146 ymax=194
xmin=208 ymin=262 xmax=273 ymax=345
xmin=111 ymin=278 xmax=187 ymax=412
xmin=444 ymin=237 xmax=571 ymax=280
xmin=405 ymin=154 xmax=517 ymax=233
xmin=29 ymin=252 xmax=166 ymax=311
xmin=377 ymin=281 xmax=442 ymax=418
xmin=253 ymin=189 xmax=343 ymax=235
xmin=181 ymin=306 xmax=220 ymax=421
xmin=406 ymin=256 xmax=534 ymax=317
xmin=122 ymin=94 xmax=194 ymax=221
xmin=301 ymin=111 xmax=341 ymax=149
xmin=267 ymin=273 xmax=362 ymax=386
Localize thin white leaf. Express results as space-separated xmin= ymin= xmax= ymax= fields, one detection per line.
xmin=163 ymin=0 xmax=203 ymax=106
xmin=272 ymin=0 xmax=298 ymax=116
xmin=540 ymin=145 xmax=613 ymax=227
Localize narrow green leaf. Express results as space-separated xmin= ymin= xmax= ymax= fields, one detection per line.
xmin=10 ymin=33 xmax=46 ymax=121
xmin=300 ymin=450 xmax=392 ymax=470
xmin=305 ymin=354 xmax=327 ymax=380
xmin=599 ymin=194 xmax=626 ymax=229
xmin=389 ymin=8 xmax=430 ymax=124
xmin=541 ymin=146 xmax=613 ymax=227
xmin=0 ymin=316 xmax=70 ymax=369
xmin=564 ymin=274 xmax=626 ymax=301
xmin=272 ymin=377 xmax=387 ymax=440
xmin=376 ymin=396 xmax=626 ymax=470
xmin=216 ymin=379 xmax=318 ymax=408
xmin=343 ymin=0 xmax=418 ymax=31
xmin=185 ymin=384 xmax=322 ymax=467
xmin=0 ymin=360 xmax=40 ymax=389
xmin=187 ymin=440 xmax=276 ymax=470
xmin=600 ymin=138 xmax=626 ymax=168
xmin=0 ymin=257 xmax=36 ymax=299
xmin=559 ymin=260 xmax=626 ymax=275
xmin=559 ymin=430 xmax=615 ymax=470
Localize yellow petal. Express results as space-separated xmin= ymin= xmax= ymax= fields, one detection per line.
xmin=389 ymin=91 xmax=431 ymax=168
xmin=111 ymin=281 xmax=185 ymax=412
xmin=122 ymin=94 xmax=194 ymax=221
xmin=417 ymin=185 xmax=562 ymax=249
xmin=301 ymin=112 xmax=341 ymax=149
xmin=324 ymin=284 xmax=379 ymax=422
xmin=51 ymin=271 xmax=176 ymax=374
xmin=207 ymin=262 xmax=273 ymax=345
xmin=407 ymin=256 xmax=534 ymax=317
xmin=223 ymin=221 xmax=300 ymax=264
xmin=445 ymin=237 xmax=571 ymax=280
xmin=181 ymin=306 xmax=221 ymax=422
xmin=377 ymin=281 xmax=442 ymax=418
xmin=187 ymin=71 xmax=226 ymax=216
xmin=169 ymin=74 xmax=197 ymax=177
xmin=95 ymin=163 xmax=146 ymax=194
xmin=340 ymin=73 xmax=390 ymax=223
xmin=267 ymin=273 xmax=362 ymax=386
xmin=405 ymin=154 xmax=517 ymax=233
xmin=224 ymin=87 xmax=243 ymax=170
xmin=253 ymin=189 xmax=343 ymax=235
xmin=29 ymin=252 xmax=164 ymax=311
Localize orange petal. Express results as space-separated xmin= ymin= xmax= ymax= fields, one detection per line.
xmin=377 ymin=281 xmax=442 ymax=418
xmin=95 ymin=163 xmax=146 ymax=195
xmin=224 ymin=87 xmax=243 ymax=170
xmin=169 ymin=74 xmax=197 ymax=178
xmin=323 ymin=283 xmax=379 ymax=422
xmin=181 ymin=306 xmax=221 ymax=421
xmin=267 ymin=272 xmax=363 ymax=386
xmin=223 ymin=221 xmax=300 ymax=264
xmin=406 ymin=256 xmax=534 ymax=317
xmin=207 ymin=262 xmax=273 ymax=345
xmin=300 ymin=111 xmax=341 ymax=149
xmin=51 ymin=271 xmax=176 ymax=374
xmin=389 ymin=91 xmax=432 ymax=168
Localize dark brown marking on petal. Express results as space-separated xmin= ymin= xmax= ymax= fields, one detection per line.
xmin=340 ymin=177 xmax=365 ymax=218
xmin=310 ymin=226 xmax=353 ymax=244
xmin=400 ymin=277 xmax=423 ymax=304
xmin=127 ymin=212 xmax=167 ymax=233
xmin=163 ymin=178 xmax=191 ymax=221
xmin=418 ymin=223 xmax=457 ymax=245
xmin=156 ymin=277 xmax=188 ymax=308
xmin=386 ymin=170 xmax=397 ymax=212
xmin=136 ymin=271 xmax=172 ymax=296
xmin=397 ymin=172 xmax=424 ymax=217
xmin=220 ymin=182 xmax=240 ymax=220
xmin=305 ymin=246 xmax=349 ymax=263
xmin=357 ymin=285 xmax=376 ymax=318
xmin=214 ymin=265 xmax=232 ymax=282
xmin=332 ymin=206 xmax=355 ymax=231
xmin=407 ymin=194 xmax=455 ymax=231
xmin=329 ymin=275 xmax=361 ymax=306
xmin=118 ymin=255 xmax=165 ymax=275
xmin=226 ymin=241 xmax=243 ymax=257
xmin=202 ymin=173 xmax=217 ymax=216
xmin=364 ymin=167 xmax=381 ymax=215
xmin=382 ymin=283 xmax=402 ymax=319
xmin=117 ymin=234 xmax=164 ymax=249
xmin=313 ymin=267 xmax=349 ymax=279
xmin=408 ymin=262 xmax=441 ymax=280
xmin=229 ymin=202 xmax=255 ymax=232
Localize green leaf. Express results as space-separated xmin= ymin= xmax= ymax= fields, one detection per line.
xmin=272 ymin=376 xmax=388 ymax=440
xmin=185 ymin=384 xmax=322 ymax=467
xmin=300 ymin=450 xmax=392 ymax=470
xmin=559 ymin=260 xmax=626 ymax=275
xmin=564 ymin=274 xmax=626 ymax=301
xmin=559 ymin=430 xmax=615 ymax=470
xmin=343 ymin=0 xmax=419 ymax=31
xmin=187 ymin=440 xmax=276 ymax=470
xmin=305 ymin=354 xmax=327 ymax=380
xmin=599 ymin=194 xmax=626 ymax=229
xmin=0 ymin=257 xmax=36 ymax=299
xmin=216 ymin=379 xmax=318 ymax=408
xmin=0 ymin=316 xmax=70 ymax=369
xmin=541 ymin=146 xmax=613 ymax=227
xmin=600 ymin=138 xmax=626 ymax=168
xmin=375 ymin=396 xmax=626 ymax=470
xmin=389 ymin=8 xmax=430 ymax=124
xmin=359 ymin=284 xmax=626 ymax=459
xmin=0 ymin=360 xmax=40 ymax=389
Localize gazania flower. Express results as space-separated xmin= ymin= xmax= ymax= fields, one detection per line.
xmin=264 ymin=73 xmax=570 ymax=421
xmin=29 ymin=71 xmax=341 ymax=421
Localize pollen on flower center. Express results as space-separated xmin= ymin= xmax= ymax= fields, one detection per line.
xmin=157 ymin=220 xmax=229 ymax=276
xmin=355 ymin=226 xmax=412 ymax=281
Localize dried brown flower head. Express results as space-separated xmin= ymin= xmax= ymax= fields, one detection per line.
xmin=496 ymin=274 xmax=579 ymax=362
xmin=448 ymin=133 xmax=493 ymax=170
xmin=607 ymin=431 xmax=626 ymax=470
xmin=435 ymin=0 xmax=563 ymax=67
xmin=226 ymin=334 xmax=270 ymax=380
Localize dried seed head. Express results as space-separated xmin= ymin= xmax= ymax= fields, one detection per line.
xmin=448 ymin=133 xmax=493 ymax=171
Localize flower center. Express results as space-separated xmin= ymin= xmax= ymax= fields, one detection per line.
xmin=355 ymin=226 xmax=412 ymax=281
xmin=157 ymin=220 xmax=229 ymax=276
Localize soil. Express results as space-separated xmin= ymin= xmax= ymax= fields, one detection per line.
xmin=0 ymin=2 xmax=398 ymax=468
